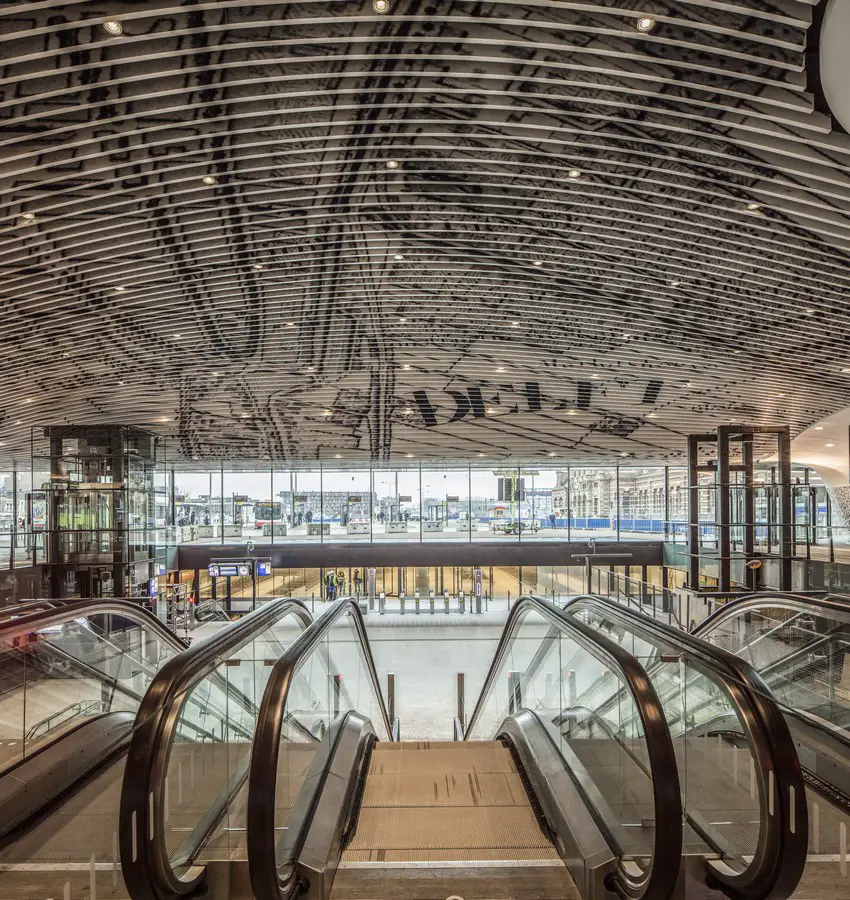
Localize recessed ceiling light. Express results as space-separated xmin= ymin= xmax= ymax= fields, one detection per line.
xmin=406 ymin=453 xmax=413 ymax=458
xmin=826 ymin=443 xmax=835 ymax=448
xmin=566 ymin=410 xmax=577 ymax=416
xmin=548 ymin=452 xmax=556 ymax=457
xmin=386 ymin=159 xmax=399 ymax=169
xmin=635 ymin=16 xmax=656 ymax=32
xmin=287 ymin=321 xmax=295 ymax=327
xmin=745 ymin=202 xmax=762 ymax=213
xmin=776 ymin=392 xmax=786 ymax=398
xmin=487 ymin=407 xmax=497 ymax=414
xmin=0 ymin=442 xmax=6 ymax=447
xmin=394 ymin=254 xmax=404 ymax=261
xmin=511 ymin=321 xmax=520 ymax=327
xmin=241 ymin=413 xmax=249 ymax=418
xmin=19 ymin=212 xmax=36 ymax=225
xmin=532 ymin=260 xmax=544 ymax=267
xmin=173 ymin=333 xmax=183 ymax=339
xmin=815 ymin=426 xmax=824 ymax=431
xmin=841 ymin=368 xmax=850 ymax=374
xmin=159 ymin=417 xmax=170 ymax=423
xmin=118 ymin=380 xmax=125 ymax=386
xmin=646 ymin=412 xmax=657 ymax=418
xmin=622 ymin=333 xmax=631 ymax=340
xmin=114 ymin=286 xmax=126 ymax=293
xmin=590 ymin=374 xmax=599 ymax=379
xmin=732 ymin=349 xmax=741 ymax=354
xmin=683 ymin=381 xmax=692 ymax=388
xmin=402 ymin=364 xmax=410 ymax=370
xmin=22 ymin=398 xmax=32 ymax=404
xmin=398 ymin=316 xmax=407 ymax=323
xmin=335 ymin=453 xmax=342 ymax=459
xmin=192 ymin=456 xmax=199 ymax=461
xmin=323 ymin=409 xmax=333 ymax=416
xmin=202 ymin=174 xmax=217 ymax=186
xmin=403 ymin=408 xmax=414 ymax=415
xmin=805 ymin=308 xmax=816 ymax=315
xmin=14 ymin=420 xmax=21 ymax=425
xmin=306 ymin=366 xmax=315 ymax=373
xmin=62 ymin=352 xmax=69 ymax=358
xmin=478 ymin=453 xmax=485 ymax=457
xmin=102 ymin=19 xmax=123 ymax=35
xmin=620 ymin=451 xmax=630 ymax=457
xmin=211 ymin=371 xmax=221 ymax=377
xmin=497 ymin=367 xmax=505 ymax=372
xmin=373 ymin=0 xmax=390 ymax=12
xmin=252 ymin=263 xmax=264 ymax=271
xmin=567 ymin=169 xmax=582 ymax=180
xmin=669 ymin=279 xmax=682 ymax=288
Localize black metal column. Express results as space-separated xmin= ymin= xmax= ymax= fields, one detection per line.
xmin=778 ymin=426 xmax=793 ymax=591
xmin=742 ymin=435 xmax=757 ymax=591
xmin=717 ymin=427 xmax=732 ymax=592
xmin=687 ymin=435 xmax=700 ymax=589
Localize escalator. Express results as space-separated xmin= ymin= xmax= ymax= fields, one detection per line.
xmin=239 ymin=594 xmax=805 ymax=900
xmin=693 ymin=592 xmax=850 ymax=898
xmin=0 ymin=596 xmax=312 ymax=899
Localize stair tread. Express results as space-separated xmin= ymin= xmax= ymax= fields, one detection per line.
xmin=369 ymin=745 xmax=516 ymax=775
xmin=346 ymin=806 xmax=551 ymax=852
xmin=362 ymin=771 xmax=528 ymax=808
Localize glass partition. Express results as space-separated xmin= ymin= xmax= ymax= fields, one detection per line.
xmin=566 ymin=600 xmax=772 ymax=872
xmin=466 ymin=603 xmax=673 ymax=874
xmin=371 ymin=467 xmax=419 ymax=541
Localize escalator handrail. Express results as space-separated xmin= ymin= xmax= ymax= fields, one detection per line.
xmin=247 ymin=596 xmax=392 ymax=900
xmin=120 ymin=597 xmax=313 ymax=900
xmin=0 ymin=598 xmax=188 ymax=651
xmin=465 ymin=593 xmax=682 ymax=900
xmin=561 ymin=593 xmax=808 ymax=900
xmin=694 ymin=591 xmax=850 ymax=637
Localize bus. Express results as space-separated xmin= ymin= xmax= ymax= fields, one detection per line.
xmin=254 ymin=500 xmax=282 ymax=529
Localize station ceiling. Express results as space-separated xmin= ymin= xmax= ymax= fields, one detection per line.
xmin=2 ymin=0 xmax=849 ymax=466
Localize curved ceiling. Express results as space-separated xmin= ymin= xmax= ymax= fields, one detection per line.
xmin=2 ymin=0 xmax=850 ymax=466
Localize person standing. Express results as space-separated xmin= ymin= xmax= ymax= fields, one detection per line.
xmin=353 ymin=568 xmax=361 ymax=597
xmin=337 ymin=568 xmax=346 ymax=596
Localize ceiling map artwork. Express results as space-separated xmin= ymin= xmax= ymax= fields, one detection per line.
xmin=1 ymin=0 xmax=849 ymax=465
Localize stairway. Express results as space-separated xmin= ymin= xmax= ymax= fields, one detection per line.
xmin=331 ymin=740 xmax=580 ymax=899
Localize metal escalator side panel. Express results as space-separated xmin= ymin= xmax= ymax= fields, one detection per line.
xmin=247 ymin=597 xmax=393 ymax=900
xmin=561 ymin=593 xmax=809 ymax=900
xmin=464 ymin=594 xmax=682 ymax=900
xmin=119 ymin=598 xmax=313 ymax=900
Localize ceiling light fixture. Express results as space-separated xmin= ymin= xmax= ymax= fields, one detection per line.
xmin=241 ymin=413 xmax=250 ymax=418
xmin=19 ymin=212 xmax=36 ymax=225
xmin=511 ymin=321 xmax=520 ymax=327
xmin=567 ymin=169 xmax=582 ymax=180
xmin=14 ymin=421 xmax=21 ymax=425
xmin=252 ymin=263 xmax=264 ymax=271
xmin=114 ymin=286 xmax=126 ymax=293
xmin=826 ymin=443 xmax=835 ymax=448
xmin=173 ymin=333 xmax=183 ymax=339
xmin=323 ymin=409 xmax=333 ymax=416
xmin=287 ymin=321 xmax=296 ymax=327
xmin=669 ymin=279 xmax=681 ymax=287
xmin=620 ymin=451 xmax=630 ymax=457
xmin=635 ymin=16 xmax=656 ymax=32
xmin=815 ymin=426 xmax=824 ymax=431
xmin=202 ymin=174 xmax=217 ymax=186
xmin=841 ymin=368 xmax=850 ymax=374
xmin=402 ymin=364 xmax=410 ymax=370
xmin=373 ymin=0 xmax=390 ymax=12
xmin=306 ymin=366 xmax=315 ymax=372
xmin=487 ymin=408 xmax=497 ymax=414
xmin=385 ymin=159 xmax=399 ymax=170
xmin=646 ymin=412 xmax=657 ymax=418
xmin=805 ymin=308 xmax=816 ymax=315
xmin=398 ymin=316 xmax=407 ymax=323
xmin=211 ymin=371 xmax=221 ymax=377
xmin=548 ymin=452 xmax=556 ymax=457
xmin=403 ymin=408 xmax=414 ymax=415
xmin=159 ymin=417 xmax=170 ymax=423
xmin=776 ymin=392 xmax=786 ymax=398
xmin=406 ymin=453 xmax=413 ymax=458
xmin=102 ymin=19 xmax=124 ymax=35
xmin=745 ymin=202 xmax=762 ymax=213
xmin=497 ymin=367 xmax=505 ymax=372
xmin=335 ymin=454 xmax=342 ymax=459
xmin=532 ymin=260 xmax=544 ymax=267
xmin=394 ymin=254 xmax=404 ymax=261
xmin=591 ymin=374 xmax=599 ymax=379
xmin=567 ymin=410 xmax=577 ymax=416
xmin=622 ymin=333 xmax=631 ymax=340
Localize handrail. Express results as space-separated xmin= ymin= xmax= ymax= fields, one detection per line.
xmin=465 ymin=593 xmax=682 ymax=900
xmin=247 ymin=597 xmax=392 ymax=900
xmin=695 ymin=591 xmax=850 ymax=637
xmin=0 ymin=598 xmax=188 ymax=650
xmin=120 ymin=597 xmax=312 ymax=900
xmin=560 ymin=594 xmax=808 ymax=900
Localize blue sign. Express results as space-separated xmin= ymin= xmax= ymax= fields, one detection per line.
xmin=256 ymin=560 xmax=271 ymax=576
xmin=148 ymin=577 xmax=158 ymax=597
